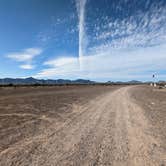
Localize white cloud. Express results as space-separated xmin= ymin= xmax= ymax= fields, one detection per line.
xmin=44 ymin=57 xmax=78 ymax=67
xmin=34 ymin=44 xmax=166 ymax=81
xmin=20 ymin=64 xmax=34 ymax=69
xmin=7 ymin=48 xmax=42 ymax=62
xmin=6 ymin=48 xmax=42 ymax=70
xmin=76 ymin=0 xmax=88 ymax=66
xmin=93 ymin=4 xmax=166 ymax=50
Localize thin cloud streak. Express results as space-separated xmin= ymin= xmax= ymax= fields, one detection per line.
xmin=6 ymin=48 xmax=42 ymax=70
xmin=20 ymin=64 xmax=34 ymax=70
xmin=76 ymin=0 xmax=87 ymax=68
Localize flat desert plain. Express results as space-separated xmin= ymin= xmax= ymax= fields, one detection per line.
xmin=0 ymin=85 xmax=166 ymax=166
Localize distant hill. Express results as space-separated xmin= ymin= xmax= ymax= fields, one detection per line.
xmin=127 ymin=80 xmax=143 ymax=84
xmin=0 ymin=77 xmax=95 ymax=85
xmin=106 ymin=80 xmax=143 ymax=85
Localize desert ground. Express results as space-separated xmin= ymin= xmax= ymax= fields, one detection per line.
xmin=0 ymin=85 xmax=166 ymax=166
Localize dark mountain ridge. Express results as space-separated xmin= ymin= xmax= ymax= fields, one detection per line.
xmin=0 ymin=77 xmax=95 ymax=85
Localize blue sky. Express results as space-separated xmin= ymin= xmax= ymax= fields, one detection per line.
xmin=0 ymin=0 xmax=166 ymax=81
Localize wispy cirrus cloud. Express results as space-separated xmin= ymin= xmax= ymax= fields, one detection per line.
xmin=91 ymin=1 xmax=166 ymax=51
xmin=36 ymin=13 xmax=78 ymax=46
xmin=6 ymin=48 xmax=42 ymax=70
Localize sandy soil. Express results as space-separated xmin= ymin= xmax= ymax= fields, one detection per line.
xmin=0 ymin=85 xmax=165 ymax=166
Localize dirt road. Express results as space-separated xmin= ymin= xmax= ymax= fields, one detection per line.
xmin=0 ymin=86 xmax=166 ymax=165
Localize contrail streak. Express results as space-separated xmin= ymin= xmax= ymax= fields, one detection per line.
xmin=76 ymin=0 xmax=87 ymax=69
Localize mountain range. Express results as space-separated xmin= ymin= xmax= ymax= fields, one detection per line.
xmin=0 ymin=77 xmax=95 ymax=85
xmin=0 ymin=77 xmax=165 ymax=85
